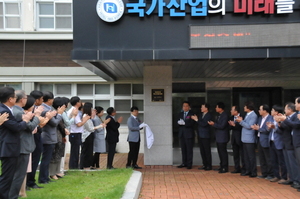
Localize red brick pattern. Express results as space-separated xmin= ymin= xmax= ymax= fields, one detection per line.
xmin=96 ymin=153 xmax=300 ymax=199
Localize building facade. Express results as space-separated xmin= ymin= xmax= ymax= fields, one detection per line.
xmin=1 ymin=0 xmax=300 ymax=165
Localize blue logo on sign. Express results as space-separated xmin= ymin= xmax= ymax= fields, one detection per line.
xmin=104 ymin=3 xmax=117 ymax=13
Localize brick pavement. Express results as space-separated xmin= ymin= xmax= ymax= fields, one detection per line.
xmin=86 ymin=153 xmax=300 ymax=199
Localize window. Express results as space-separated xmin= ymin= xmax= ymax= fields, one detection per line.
xmin=115 ymin=84 xmax=131 ymax=96
xmin=0 ymin=83 xmax=21 ymax=90
xmin=39 ymin=84 xmax=54 ymax=93
xmin=37 ymin=1 xmax=72 ymax=30
xmin=115 ymin=100 xmax=131 ymax=112
xmin=95 ymin=84 xmax=110 ymax=94
xmin=95 ymin=100 xmax=110 ymax=109
xmin=56 ymin=84 xmax=71 ymax=95
xmin=133 ymin=84 xmax=143 ymax=94
xmin=36 ymin=83 xmax=144 ymax=126
xmin=77 ymin=84 xmax=93 ymax=95
xmin=0 ymin=1 xmax=21 ymax=30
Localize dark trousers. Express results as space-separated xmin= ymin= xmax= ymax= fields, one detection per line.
xmin=294 ymin=147 xmax=300 ymax=174
xmin=216 ymin=142 xmax=228 ymax=170
xmin=27 ymin=133 xmax=43 ymax=187
xmin=80 ymin=133 xmax=94 ymax=169
xmin=243 ymin=143 xmax=257 ymax=175
xmin=269 ymin=141 xmax=287 ymax=180
xmin=9 ymin=154 xmax=29 ymax=199
xmin=69 ymin=133 xmax=82 ymax=169
xmin=199 ymin=138 xmax=212 ymax=168
xmin=232 ymin=142 xmax=245 ymax=172
xmin=0 ymin=157 xmax=18 ymax=199
xmin=283 ymin=149 xmax=300 ymax=183
xmin=93 ymin=152 xmax=101 ymax=168
xmin=38 ymin=144 xmax=55 ymax=183
xmin=127 ymin=142 xmax=140 ymax=166
xmin=258 ymin=142 xmax=273 ymax=177
xmin=179 ymin=136 xmax=193 ymax=167
xmin=107 ymin=142 xmax=117 ymax=168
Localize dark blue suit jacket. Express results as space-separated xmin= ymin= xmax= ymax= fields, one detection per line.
xmin=278 ymin=112 xmax=297 ymax=150
xmin=213 ymin=111 xmax=229 ymax=143
xmin=196 ymin=112 xmax=212 ymax=139
xmin=257 ymin=114 xmax=273 ymax=148
xmin=105 ymin=115 xmax=120 ymax=144
xmin=280 ymin=112 xmax=300 ymax=148
xmin=0 ymin=103 xmax=27 ymax=157
xmin=269 ymin=122 xmax=284 ymax=150
xmin=178 ymin=111 xmax=195 ymax=139
xmin=229 ymin=115 xmax=243 ymax=146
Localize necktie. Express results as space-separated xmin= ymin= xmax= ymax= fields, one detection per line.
xmin=184 ymin=112 xmax=187 ymax=119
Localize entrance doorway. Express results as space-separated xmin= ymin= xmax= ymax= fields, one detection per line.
xmin=172 ymin=93 xmax=206 ymax=148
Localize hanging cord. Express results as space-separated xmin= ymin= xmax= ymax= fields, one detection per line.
xmin=22 ymin=38 xmax=26 ymax=80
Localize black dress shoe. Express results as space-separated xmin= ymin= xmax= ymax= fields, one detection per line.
xmin=280 ymin=180 xmax=293 ymax=185
xmin=132 ymin=165 xmax=142 ymax=169
xmin=26 ymin=186 xmax=31 ymax=191
xmin=231 ymin=170 xmax=241 ymax=174
xmin=177 ymin=164 xmax=187 ymax=168
xmin=186 ymin=166 xmax=192 ymax=169
xmin=204 ymin=167 xmax=212 ymax=171
xmin=293 ymin=185 xmax=300 ymax=189
xmin=29 ymin=184 xmax=44 ymax=189
xmin=249 ymin=174 xmax=257 ymax=178
xmin=38 ymin=182 xmax=49 ymax=184
xmin=107 ymin=166 xmax=116 ymax=170
xmin=257 ymin=175 xmax=267 ymax=179
xmin=56 ymin=175 xmax=63 ymax=178
xmin=241 ymin=172 xmax=251 ymax=176
xmin=214 ymin=167 xmax=221 ymax=171
xmin=126 ymin=165 xmax=132 ymax=169
xmin=198 ymin=166 xmax=206 ymax=170
xmin=218 ymin=168 xmax=228 ymax=173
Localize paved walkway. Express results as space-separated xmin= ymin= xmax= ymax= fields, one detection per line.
xmin=94 ymin=153 xmax=300 ymax=199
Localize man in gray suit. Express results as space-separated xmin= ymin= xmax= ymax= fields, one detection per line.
xmin=9 ymin=91 xmax=42 ymax=199
xmin=126 ymin=106 xmax=145 ymax=169
xmin=38 ymin=92 xmax=65 ymax=184
xmin=236 ymin=101 xmax=258 ymax=177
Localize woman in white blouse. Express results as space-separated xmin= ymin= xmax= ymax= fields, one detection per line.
xmin=80 ymin=102 xmax=107 ymax=170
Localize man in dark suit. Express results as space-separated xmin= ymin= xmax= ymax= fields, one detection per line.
xmin=228 ymin=105 xmax=245 ymax=174
xmin=106 ymin=107 xmax=123 ymax=169
xmin=27 ymin=90 xmax=45 ymax=189
xmin=267 ymin=105 xmax=287 ymax=183
xmin=276 ymin=102 xmax=300 ymax=190
xmin=236 ymin=101 xmax=258 ymax=178
xmin=192 ymin=103 xmax=212 ymax=170
xmin=251 ymin=104 xmax=273 ymax=180
xmin=0 ymin=87 xmax=33 ymax=199
xmin=177 ymin=101 xmax=195 ymax=169
xmin=208 ymin=102 xmax=229 ymax=173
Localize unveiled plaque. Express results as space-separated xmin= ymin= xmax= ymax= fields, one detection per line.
xmin=152 ymin=89 xmax=164 ymax=102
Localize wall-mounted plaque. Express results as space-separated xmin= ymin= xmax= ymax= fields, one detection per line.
xmin=152 ymin=89 xmax=164 ymax=102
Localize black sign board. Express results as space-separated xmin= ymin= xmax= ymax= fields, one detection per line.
xmin=152 ymin=89 xmax=164 ymax=102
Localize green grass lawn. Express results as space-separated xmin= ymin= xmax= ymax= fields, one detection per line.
xmin=26 ymin=169 xmax=133 ymax=199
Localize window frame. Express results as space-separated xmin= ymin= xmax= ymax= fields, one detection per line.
xmin=0 ymin=0 xmax=22 ymax=30
xmin=36 ymin=82 xmax=144 ymax=125
xmin=35 ymin=0 xmax=72 ymax=31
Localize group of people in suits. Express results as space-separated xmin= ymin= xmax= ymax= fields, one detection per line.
xmin=0 ymin=86 xmax=145 ymax=199
xmin=177 ymin=99 xmax=300 ymax=193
